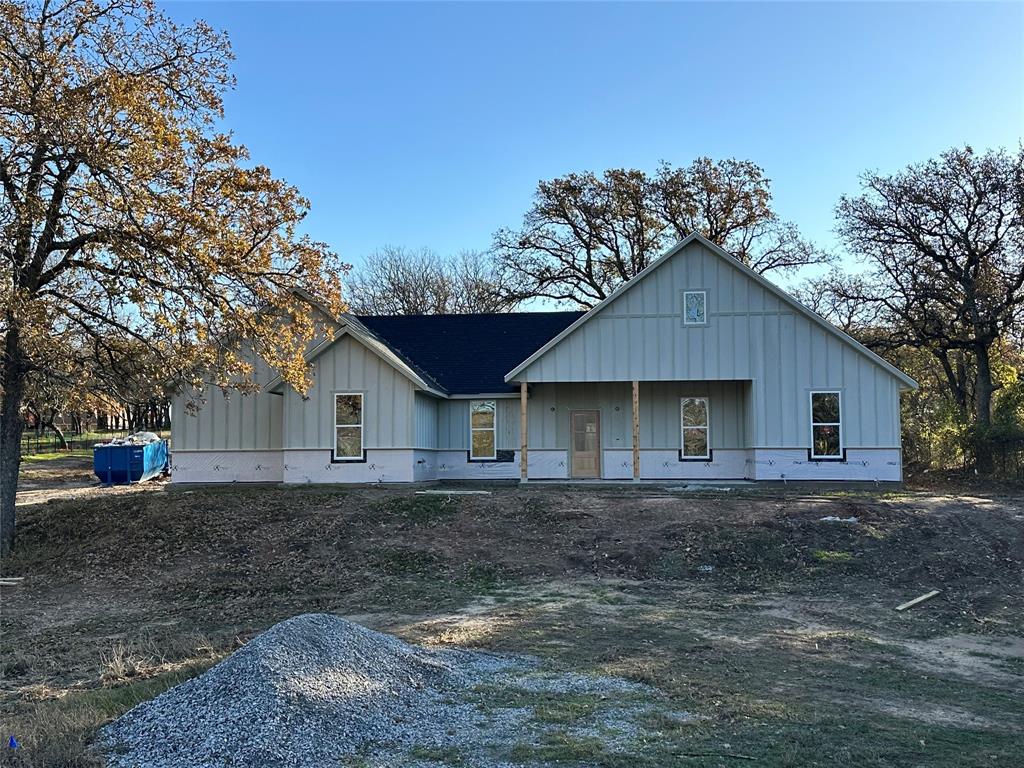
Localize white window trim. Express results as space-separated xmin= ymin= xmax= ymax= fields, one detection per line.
xmin=809 ymin=390 xmax=843 ymax=459
xmin=334 ymin=392 xmax=364 ymax=461
xmin=469 ymin=399 xmax=497 ymax=460
xmin=680 ymin=396 xmax=711 ymax=459
xmin=683 ymin=290 xmax=707 ymax=325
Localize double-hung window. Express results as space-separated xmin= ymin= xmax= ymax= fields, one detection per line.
xmin=470 ymin=400 xmax=497 ymax=460
xmin=680 ymin=397 xmax=710 ymax=458
xmin=334 ymin=393 xmax=363 ymax=460
xmin=810 ymin=391 xmax=842 ymax=458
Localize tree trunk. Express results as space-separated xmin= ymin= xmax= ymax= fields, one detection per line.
xmin=974 ymin=343 xmax=996 ymax=474
xmin=44 ymin=409 xmax=69 ymax=450
xmin=0 ymin=324 xmax=28 ymax=555
xmin=933 ymin=348 xmax=968 ymax=421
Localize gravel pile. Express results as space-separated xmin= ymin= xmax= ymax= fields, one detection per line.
xmin=102 ymin=614 xmax=526 ymax=767
xmin=102 ymin=613 xmax=676 ymax=767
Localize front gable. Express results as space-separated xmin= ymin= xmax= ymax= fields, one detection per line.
xmin=506 ymin=233 xmax=917 ymax=391
xmin=282 ymin=332 xmax=421 ymax=450
xmin=267 ymin=316 xmax=444 ymax=396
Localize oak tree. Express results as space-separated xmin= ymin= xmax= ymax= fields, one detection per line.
xmin=494 ymin=158 xmax=828 ymax=308
xmin=0 ymin=0 xmax=343 ymax=552
xmin=834 ymin=145 xmax=1024 ymax=471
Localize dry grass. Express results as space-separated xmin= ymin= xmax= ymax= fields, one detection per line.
xmin=2 ymin=462 xmax=1022 ymax=766
xmin=3 ymin=661 xmax=219 ymax=768
xmin=98 ymin=643 xmax=151 ymax=687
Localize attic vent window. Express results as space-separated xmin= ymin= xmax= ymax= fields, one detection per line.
xmin=683 ymin=291 xmax=707 ymax=325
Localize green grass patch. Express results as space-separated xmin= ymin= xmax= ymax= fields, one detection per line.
xmin=508 ymin=731 xmax=606 ymax=763
xmin=639 ymin=711 xmax=694 ymax=734
xmin=473 ymin=683 xmax=632 ymax=727
xmin=21 ymin=448 xmax=94 ymax=461
xmin=1000 ymin=656 xmax=1024 ymax=676
xmin=371 ymin=548 xmax=444 ymax=576
xmin=531 ymin=694 xmax=602 ymax=724
xmin=378 ymin=494 xmax=458 ymax=525
xmin=408 ymin=744 xmax=465 ymax=764
xmin=845 ymin=659 xmax=1023 ymax=718
xmin=457 ymin=562 xmax=508 ymax=591
xmin=813 ymin=549 xmax=854 ymax=563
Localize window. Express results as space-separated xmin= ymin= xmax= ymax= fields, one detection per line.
xmin=810 ymin=391 xmax=842 ymax=458
xmin=470 ymin=400 xmax=496 ymax=459
xmin=683 ymin=290 xmax=706 ymax=325
xmin=680 ymin=397 xmax=710 ymax=458
xmin=334 ymin=393 xmax=363 ymax=460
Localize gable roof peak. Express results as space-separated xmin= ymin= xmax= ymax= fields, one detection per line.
xmin=504 ymin=232 xmax=918 ymax=390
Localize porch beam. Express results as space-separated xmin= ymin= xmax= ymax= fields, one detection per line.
xmin=632 ymin=380 xmax=640 ymax=480
xmin=520 ymin=382 xmax=528 ymax=481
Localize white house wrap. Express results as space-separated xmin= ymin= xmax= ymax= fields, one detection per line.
xmin=172 ymin=233 xmax=916 ymax=484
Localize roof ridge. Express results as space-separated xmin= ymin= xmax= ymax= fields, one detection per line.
xmin=356 ymin=311 xmax=586 ymax=395
xmin=355 ymin=310 xmax=585 ymax=320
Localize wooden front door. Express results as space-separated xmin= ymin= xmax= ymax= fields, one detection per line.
xmin=570 ymin=410 xmax=601 ymax=479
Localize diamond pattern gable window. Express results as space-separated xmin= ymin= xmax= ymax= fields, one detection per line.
xmin=683 ymin=291 xmax=706 ymax=325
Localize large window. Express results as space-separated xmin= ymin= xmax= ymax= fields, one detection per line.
xmin=470 ymin=400 xmax=496 ymax=460
xmin=683 ymin=290 xmax=707 ymax=325
xmin=680 ymin=397 xmax=710 ymax=458
xmin=334 ymin=393 xmax=363 ymax=460
xmin=810 ymin=391 xmax=842 ymax=458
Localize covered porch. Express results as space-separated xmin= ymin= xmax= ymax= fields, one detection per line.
xmin=515 ymin=380 xmax=752 ymax=481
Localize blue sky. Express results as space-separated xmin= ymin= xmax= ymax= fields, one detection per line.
xmin=167 ymin=1 xmax=1023 ymax=285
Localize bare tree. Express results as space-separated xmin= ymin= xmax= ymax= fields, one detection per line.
xmin=346 ymin=247 xmax=521 ymax=315
xmin=791 ymin=272 xmax=888 ymax=336
xmin=493 ymin=158 xmax=830 ymax=308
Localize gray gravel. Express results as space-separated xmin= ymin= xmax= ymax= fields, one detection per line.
xmin=102 ymin=614 xmax=526 ymax=767
xmin=101 ymin=613 xmax=675 ymax=767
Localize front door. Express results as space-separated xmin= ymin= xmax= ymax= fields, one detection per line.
xmin=570 ymin=410 xmax=601 ymax=479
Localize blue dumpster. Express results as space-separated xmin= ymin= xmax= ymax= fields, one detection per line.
xmin=93 ymin=440 xmax=168 ymax=485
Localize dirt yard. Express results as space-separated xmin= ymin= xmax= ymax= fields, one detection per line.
xmin=1 ymin=457 xmax=1022 ymax=766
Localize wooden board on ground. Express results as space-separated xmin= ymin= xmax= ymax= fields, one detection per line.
xmin=895 ymin=589 xmax=941 ymax=611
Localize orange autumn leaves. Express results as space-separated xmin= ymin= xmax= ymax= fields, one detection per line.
xmin=1 ymin=0 xmax=345 ymax=409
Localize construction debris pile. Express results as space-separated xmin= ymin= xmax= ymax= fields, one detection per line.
xmin=95 ymin=431 xmax=161 ymax=447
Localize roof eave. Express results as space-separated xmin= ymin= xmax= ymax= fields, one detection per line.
xmin=265 ymin=319 xmax=447 ymax=396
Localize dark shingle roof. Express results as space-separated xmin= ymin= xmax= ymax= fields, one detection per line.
xmin=356 ymin=312 xmax=585 ymax=394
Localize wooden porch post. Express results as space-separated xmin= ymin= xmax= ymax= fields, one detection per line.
xmin=632 ymin=380 xmax=640 ymax=480
xmin=520 ymin=382 xmax=528 ymax=481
